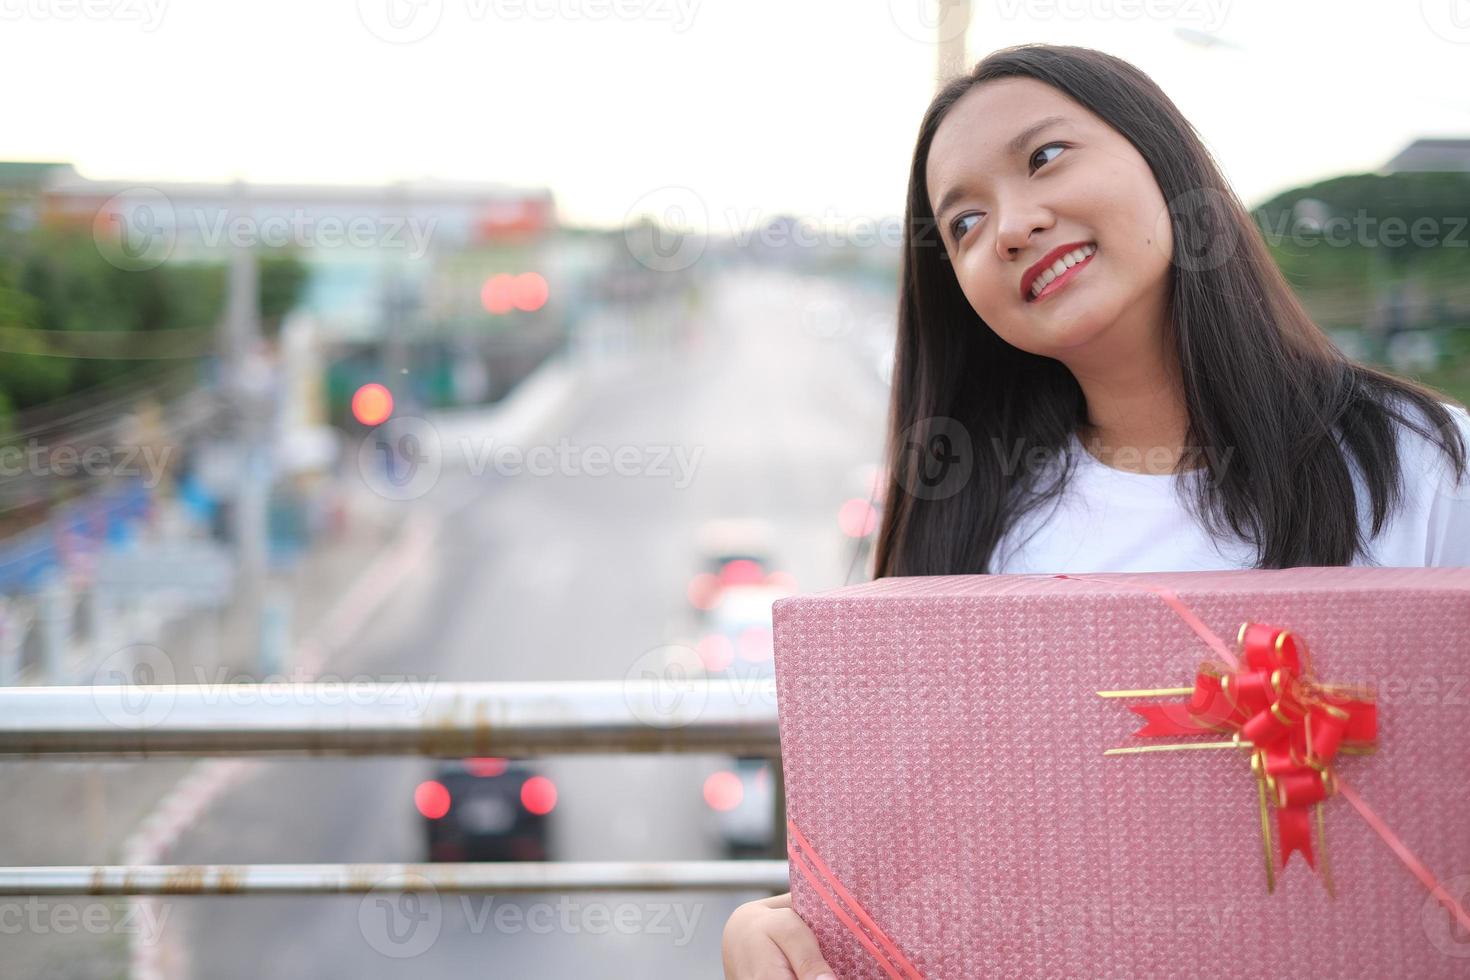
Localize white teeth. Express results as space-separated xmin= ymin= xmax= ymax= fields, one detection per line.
xmin=1029 ymin=244 xmax=1096 ymax=298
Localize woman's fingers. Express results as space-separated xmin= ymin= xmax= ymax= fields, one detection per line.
xmin=767 ymin=906 xmax=837 ymax=979
xmin=723 ymin=893 xmax=839 ymax=980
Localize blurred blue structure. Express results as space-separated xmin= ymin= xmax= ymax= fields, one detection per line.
xmin=0 ymin=482 xmax=151 ymax=595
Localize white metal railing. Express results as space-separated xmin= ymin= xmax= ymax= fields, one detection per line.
xmin=0 ymin=679 xmax=790 ymax=895
xmin=0 ymin=861 xmax=789 ymax=895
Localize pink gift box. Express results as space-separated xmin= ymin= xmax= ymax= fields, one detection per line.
xmin=771 ymin=567 xmax=1470 ymax=979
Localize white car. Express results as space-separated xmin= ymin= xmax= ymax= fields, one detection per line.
xmin=687 ymin=519 xmax=796 ymax=610
xmin=690 ymin=583 xmax=790 ymax=857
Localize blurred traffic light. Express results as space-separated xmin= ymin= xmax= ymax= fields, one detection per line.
xmin=481 ymin=274 xmax=516 ymax=314
xmin=480 ymin=271 xmax=549 ymax=314
xmin=351 ymin=382 xmax=394 ymax=426
xmin=511 ymin=272 xmax=548 ymax=312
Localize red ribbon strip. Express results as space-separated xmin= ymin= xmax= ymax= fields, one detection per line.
xmin=787 ymin=818 xmax=924 ymax=980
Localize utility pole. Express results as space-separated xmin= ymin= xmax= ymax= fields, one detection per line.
xmin=383 ymin=181 xmax=411 ymax=411
xmin=224 ymin=180 xmax=270 ymax=673
xmin=935 ymin=0 xmax=972 ymax=88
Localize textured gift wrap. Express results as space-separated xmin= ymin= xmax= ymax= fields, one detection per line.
xmin=771 ymin=567 xmax=1470 ymax=979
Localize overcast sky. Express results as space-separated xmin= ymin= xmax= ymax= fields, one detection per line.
xmin=3 ymin=0 xmax=1468 ymax=229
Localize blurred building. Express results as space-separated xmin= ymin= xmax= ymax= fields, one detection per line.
xmin=4 ymin=161 xmax=556 ymax=342
xmin=1381 ymin=138 xmax=1470 ymax=174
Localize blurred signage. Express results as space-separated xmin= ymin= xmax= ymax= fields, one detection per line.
xmin=93 ymin=541 xmax=235 ymax=604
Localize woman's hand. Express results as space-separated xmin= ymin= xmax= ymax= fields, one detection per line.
xmin=722 ymin=891 xmax=837 ymax=979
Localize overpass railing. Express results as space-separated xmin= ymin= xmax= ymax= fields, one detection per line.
xmin=0 ymin=680 xmax=790 ymax=896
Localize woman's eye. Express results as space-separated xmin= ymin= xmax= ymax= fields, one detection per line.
xmin=1030 ymin=142 xmax=1066 ymax=172
xmin=950 ymin=212 xmax=983 ymax=242
xmin=947 ymin=145 xmax=1065 ymax=244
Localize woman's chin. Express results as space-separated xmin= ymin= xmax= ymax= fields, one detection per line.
xmin=1007 ymin=311 xmax=1111 ymax=357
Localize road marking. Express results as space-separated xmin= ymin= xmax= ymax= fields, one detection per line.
xmin=121 ymin=508 xmax=443 ymax=980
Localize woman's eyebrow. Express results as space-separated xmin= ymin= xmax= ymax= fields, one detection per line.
xmin=1006 ymin=114 xmax=1071 ymax=155
xmin=932 ymin=114 xmax=1073 ymax=224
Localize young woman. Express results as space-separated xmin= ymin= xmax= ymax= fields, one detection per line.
xmin=722 ymin=42 xmax=1470 ymax=978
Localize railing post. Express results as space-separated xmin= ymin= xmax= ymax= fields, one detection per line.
xmin=38 ymin=569 xmax=72 ymax=683
xmin=0 ymin=597 xmax=31 ymax=686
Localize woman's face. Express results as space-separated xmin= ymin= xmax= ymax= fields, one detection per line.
xmin=925 ymin=77 xmax=1174 ymax=361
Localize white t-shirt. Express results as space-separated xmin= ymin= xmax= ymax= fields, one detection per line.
xmin=990 ymin=402 xmax=1470 ymax=573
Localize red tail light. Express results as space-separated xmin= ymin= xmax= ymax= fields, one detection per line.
xmin=414 ymin=780 xmax=451 ymax=819
xmin=718 ymin=559 xmax=765 ymax=586
xmin=703 ymin=770 xmax=744 ymax=812
xmin=521 ymin=775 xmax=557 ymax=815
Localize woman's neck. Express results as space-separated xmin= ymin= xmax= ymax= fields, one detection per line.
xmin=1065 ymin=341 xmax=1194 ymax=476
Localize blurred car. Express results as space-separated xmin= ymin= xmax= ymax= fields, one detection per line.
xmin=704 ymin=757 xmax=777 ymax=859
xmin=417 ymin=758 xmax=557 ymax=862
xmin=687 ymin=518 xmax=795 ymax=610
xmin=688 ymin=582 xmax=791 ymax=858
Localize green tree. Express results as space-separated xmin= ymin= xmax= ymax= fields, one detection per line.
xmin=0 ymin=217 xmax=308 ymax=423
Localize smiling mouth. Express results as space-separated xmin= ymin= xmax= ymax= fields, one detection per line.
xmin=1025 ymin=243 xmax=1098 ymax=303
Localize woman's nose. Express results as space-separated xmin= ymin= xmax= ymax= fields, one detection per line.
xmin=993 ymin=204 xmax=1053 ymax=261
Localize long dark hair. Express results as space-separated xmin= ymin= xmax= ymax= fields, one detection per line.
xmin=873 ymin=43 xmax=1467 ymax=577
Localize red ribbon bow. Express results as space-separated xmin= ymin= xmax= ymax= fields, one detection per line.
xmin=1125 ymin=622 xmax=1377 ymax=874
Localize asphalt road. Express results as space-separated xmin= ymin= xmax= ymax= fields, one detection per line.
xmin=153 ymin=266 xmax=894 ymax=978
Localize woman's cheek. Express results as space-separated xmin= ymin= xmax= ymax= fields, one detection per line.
xmin=957 ymin=273 xmax=1006 ymax=329
xmin=969 ymin=288 xmax=1030 ymax=348
xmin=1117 ymin=181 xmax=1174 ymax=270
xmin=954 ymin=255 xmax=1004 ymax=316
